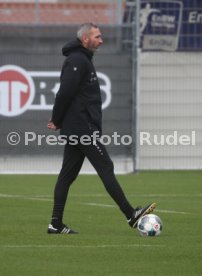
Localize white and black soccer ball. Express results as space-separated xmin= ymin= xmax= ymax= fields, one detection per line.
xmin=137 ymin=214 xmax=163 ymax=237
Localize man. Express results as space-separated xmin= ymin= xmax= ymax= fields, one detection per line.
xmin=47 ymin=23 xmax=156 ymax=234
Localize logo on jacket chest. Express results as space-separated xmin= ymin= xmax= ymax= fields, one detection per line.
xmin=90 ymin=72 xmax=97 ymax=83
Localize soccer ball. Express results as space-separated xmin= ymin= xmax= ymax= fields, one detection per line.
xmin=137 ymin=214 xmax=163 ymax=237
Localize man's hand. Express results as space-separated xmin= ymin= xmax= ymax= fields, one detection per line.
xmin=47 ymin=120 xmax=59 ymax=130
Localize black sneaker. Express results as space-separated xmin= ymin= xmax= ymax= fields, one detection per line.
xmin=128 ymin=202 xmax=156 ymax=228
xmin=47 ymin=223 xmax=78 ymax=234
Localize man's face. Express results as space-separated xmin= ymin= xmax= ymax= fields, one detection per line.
xmin=85 ymin=27 xmax=103 ymax=52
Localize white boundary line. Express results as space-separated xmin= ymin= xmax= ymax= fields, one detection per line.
xmin=83 ymin=202 xmax=115 ymax=208
xmin=0 ymin=193 xmax=201 ymax=198
xmin=156 ymin=209 xmax=190 ymax=215
xmin=0 ymin=193 xmax=52 ymax=202
xmin=0 ymin=193 xmax=192 ymax=214
xmin=2 ymin=244 xmax=165 ymax=249
xmin=83 ymin=203 xmax=191 ymax=215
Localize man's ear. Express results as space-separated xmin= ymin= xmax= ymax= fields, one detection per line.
xmin=82 ymin=34 xmax=89 ymax=43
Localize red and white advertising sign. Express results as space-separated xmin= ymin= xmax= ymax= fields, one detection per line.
xmin=0 ymin=65 xmax=35 ymax=116
xmin=0 ymin=64 xmax=111 ymax=117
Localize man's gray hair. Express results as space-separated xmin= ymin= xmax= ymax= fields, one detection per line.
xmin=77 ymin=22 xmax=98 ymax=40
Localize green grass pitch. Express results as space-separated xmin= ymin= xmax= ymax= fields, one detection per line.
xmin=0 ymin=171 xmax=202 ymax=276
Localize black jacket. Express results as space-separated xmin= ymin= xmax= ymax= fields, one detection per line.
xmin=51 ymin=39 xmax=102 ymax=136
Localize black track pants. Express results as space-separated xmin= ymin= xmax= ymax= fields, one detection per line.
xmin=51 ymin=139 xmax=134 ymax=224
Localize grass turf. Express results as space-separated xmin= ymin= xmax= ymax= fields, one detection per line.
xmin=0 ymin=171 xmax=202 ymax=275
